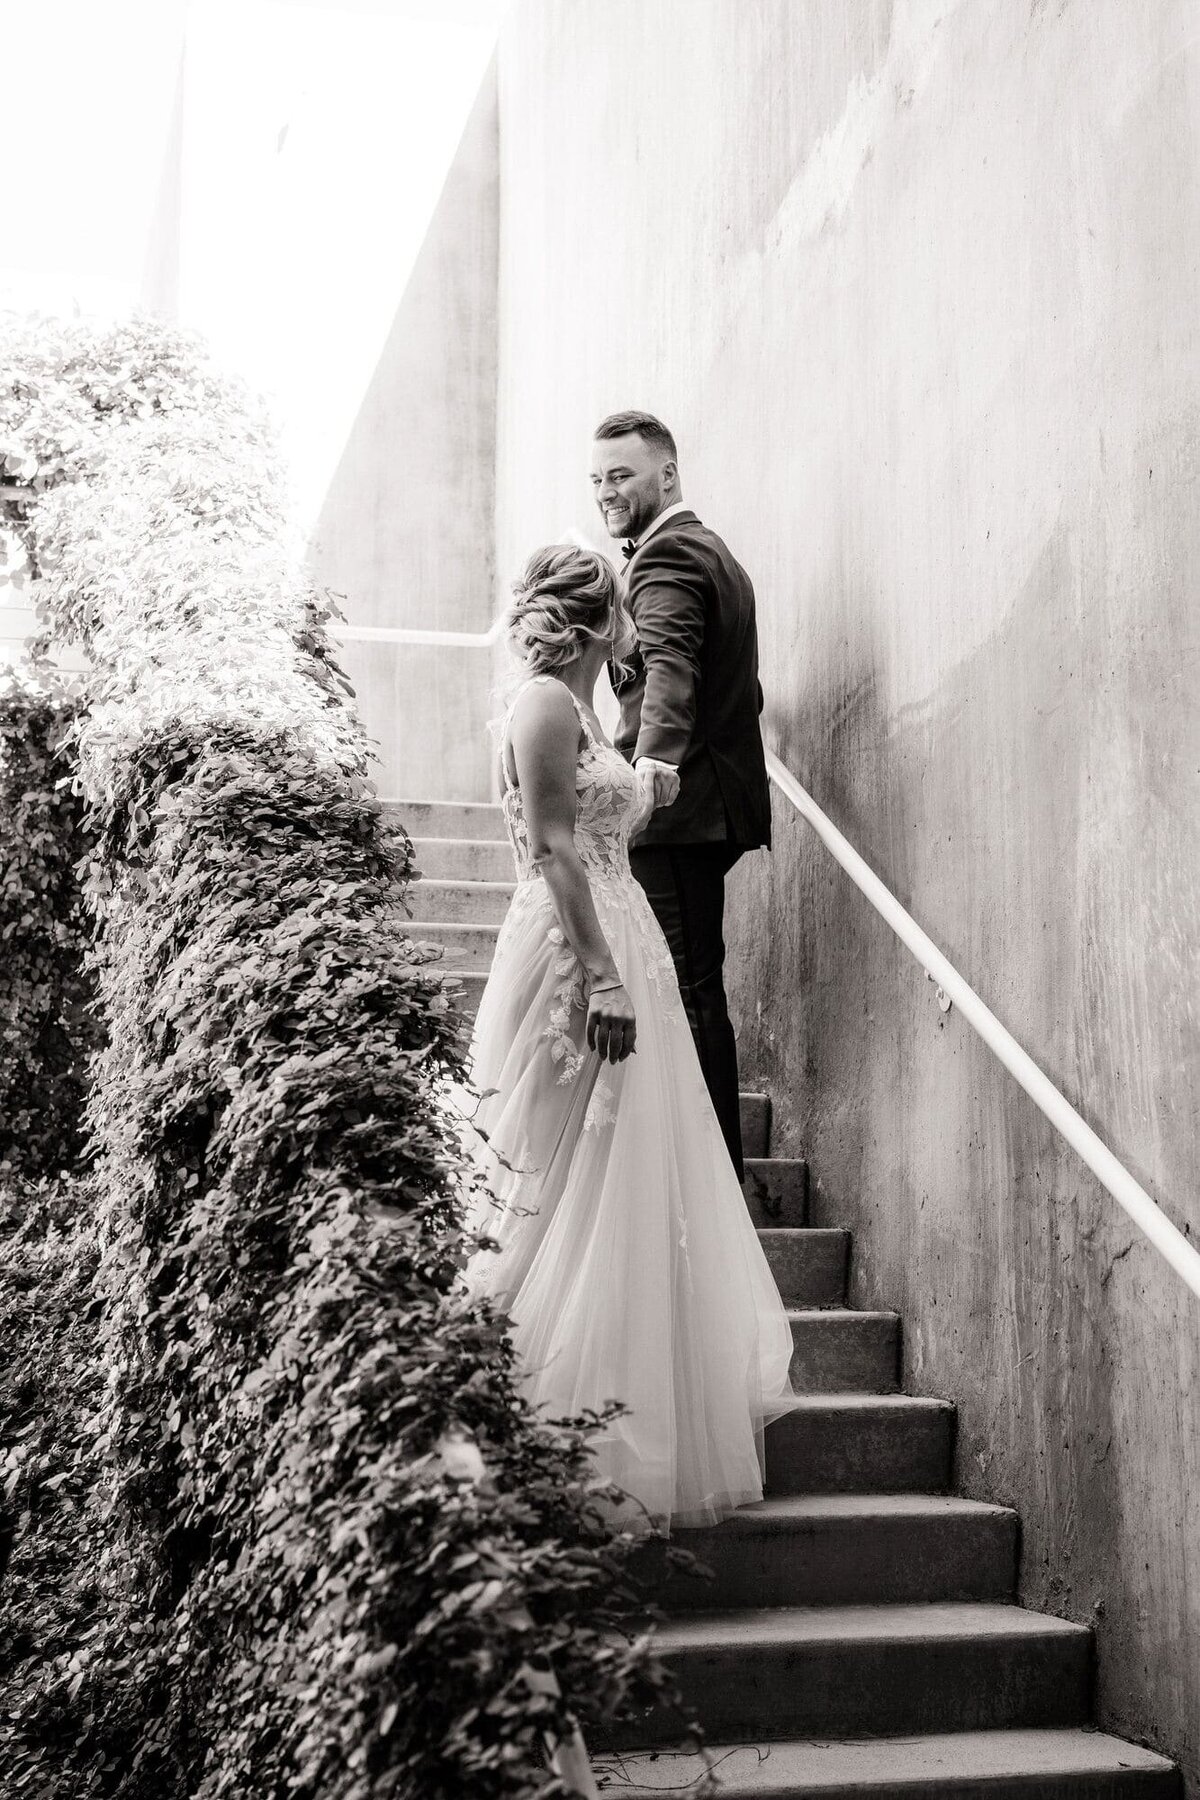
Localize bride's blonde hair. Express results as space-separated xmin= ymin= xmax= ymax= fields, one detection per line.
xmin=504 ymin=544 xmax=635 ymax=678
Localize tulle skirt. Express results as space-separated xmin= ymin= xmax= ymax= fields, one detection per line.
xmin=459 ymin=873 xmax=794 ymax=1530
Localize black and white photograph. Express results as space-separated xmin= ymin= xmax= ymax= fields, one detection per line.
xmin=1 ymin=2 xmax=1196 ymax=1796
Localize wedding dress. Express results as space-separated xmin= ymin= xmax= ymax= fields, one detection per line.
xmin=460 ymin=675 xmax=794 ymax=1529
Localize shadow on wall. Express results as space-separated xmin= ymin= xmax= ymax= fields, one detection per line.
xmin=730 ymin=522 xmax=890 ymax=1215
xmin=308 ymin=56 xmax=500 ymax=803
xmin=726 ymin=514 xmax=1199 ymax=1787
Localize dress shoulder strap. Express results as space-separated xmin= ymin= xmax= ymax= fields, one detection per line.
xmin=507 ymin=675 xmax=593 ymax=733
xmin=499 ymin=675 xmax=589 ymax=793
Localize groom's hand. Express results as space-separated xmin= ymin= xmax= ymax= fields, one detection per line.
xmin=634 ymin=756 xmax=680 ymax=811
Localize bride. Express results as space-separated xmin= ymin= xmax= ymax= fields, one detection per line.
xmin=461 ymin=543 xmax=794 ymax=1530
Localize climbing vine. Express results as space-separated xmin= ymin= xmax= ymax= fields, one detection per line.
xmin=0 ymin=314 xmax=673 ymax=1798
xmin=0 ymin=661 xmax=98 ymax=1176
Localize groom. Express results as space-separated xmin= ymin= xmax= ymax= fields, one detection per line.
xmin=592 ymin=410 xmax=771 ymax=1179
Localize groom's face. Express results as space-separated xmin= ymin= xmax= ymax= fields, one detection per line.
xmin=591 ymin=433 xmax=670 ymax=541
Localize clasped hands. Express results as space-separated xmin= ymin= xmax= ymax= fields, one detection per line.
xmin=634 ymin=756 xmax=680 ymax=812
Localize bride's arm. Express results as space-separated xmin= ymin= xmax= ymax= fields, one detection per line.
xmin=509 ymin=682 xmax=637 ymax=1064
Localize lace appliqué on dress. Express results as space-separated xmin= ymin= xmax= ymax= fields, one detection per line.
xmin=544 ymin=925 xmax=586 ymax=1084
xmin=592 ymin=882 xmax=686 ymax=1031
xmin=635 ymin=909 xmax=687 ymax=1028
xmin=498 ymin=675 xmax=662 ymax=1088
xmin=584 ymin=1071 xmax=619 ymax=1134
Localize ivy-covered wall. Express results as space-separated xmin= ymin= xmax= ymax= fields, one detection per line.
xmin=0 ymin=666 xmax=98 ymax=1176
xmin=0 ymin=316 xmax=667 ymax=1799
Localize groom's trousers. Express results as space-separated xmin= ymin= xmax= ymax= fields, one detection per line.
xmin=628 ymin=841 xmax=745 ymax=1181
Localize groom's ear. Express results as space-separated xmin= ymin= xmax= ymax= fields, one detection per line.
xmin=662 ymin=458 xmax=679 ymax=493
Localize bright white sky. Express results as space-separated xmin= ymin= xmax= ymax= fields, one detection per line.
xmin=1 ymin=0 xmax=508 ymax=526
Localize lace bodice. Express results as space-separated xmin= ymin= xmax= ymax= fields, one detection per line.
xmin=499 ymin=676 xmax=644 ymax=885
xmin=494 ymin=675 xmax=684 ymax=1089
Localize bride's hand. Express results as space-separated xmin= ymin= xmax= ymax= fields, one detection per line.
xmin=586 ymin=981 xmax=637 ymax=1064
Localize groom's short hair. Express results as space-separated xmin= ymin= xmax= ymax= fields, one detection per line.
xmin=594 ymin=410 xmax=677 ymax=462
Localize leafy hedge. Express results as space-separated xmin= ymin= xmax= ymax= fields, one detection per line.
xmin=0 ymin=662 xmax=99 ymax=1175
xmin=0 ymin=316 xmax=674 ymax=1797
xmin=0 ymin=1174 xmax=162 ymax=1787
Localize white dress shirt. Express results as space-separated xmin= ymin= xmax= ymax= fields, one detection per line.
xmin=629 ymin=499 xmax=691 ymax=552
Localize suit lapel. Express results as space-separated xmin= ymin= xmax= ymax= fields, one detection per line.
xmin=623 ymin=508 xmax=700 ymax=576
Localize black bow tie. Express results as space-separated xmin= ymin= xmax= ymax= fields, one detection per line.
xmin=621 ymin=538 xmax=637 ymax=562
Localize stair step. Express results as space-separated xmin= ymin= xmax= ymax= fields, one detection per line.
xmin=743 ymin=1157 xmax=807 ymax=1226
xmin=600 ymin=1727 xmax=1180 ymax=1797
xmin=741 ymin=1091 xmax=771 ymax=1158
xmin=433 ymin=968 xmax=487 ymax=1017
xmin=404 ymin=920 xmax=498 ymax=969
xmin=409 ymin=877 xmax=515 ymax=925
xmin=446 ymin=968 xmax=487 ymax=1015
xmin=765 ymin=1393 xmax=954 ymax=1495
xmin=411 ymin=835 xmax=514 ymax=881
xmin=788 ymin=1309 xmax=899 ymax=1393
xmin=637 ymin=1494 xmax=1016 ymax=1611
xmin=759 ymin=1229 xmax=846 ymax=1306
xmin=611 ymin=1603 xmax=1092 ymax=1745
xmin=384 ymin=798 xmax=507 ymax=841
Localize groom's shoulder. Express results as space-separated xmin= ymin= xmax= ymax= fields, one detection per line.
xmin=660 ymin=513 xmax=739 ymax=558
xmin=635 ymin=513 xmax=719 ymax=575
xmin=637 ymin=515 xmax=749 ymax=591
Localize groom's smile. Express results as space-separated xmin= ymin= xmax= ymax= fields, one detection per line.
xmin=590 ymin=429 xmax=679 ymax=541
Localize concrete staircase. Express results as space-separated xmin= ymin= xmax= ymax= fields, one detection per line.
xmin=390 ymin=798 xmax=1180 ymax=1800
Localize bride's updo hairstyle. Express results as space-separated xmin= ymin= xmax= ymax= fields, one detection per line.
xmin=505 ymin=544 xmax=635 ymax=677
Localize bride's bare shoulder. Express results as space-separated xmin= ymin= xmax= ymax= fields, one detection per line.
xmin=503 ymin=676 xmax=582 ymax=774
xmin=510 ymin=675 xmax=580 ymax=735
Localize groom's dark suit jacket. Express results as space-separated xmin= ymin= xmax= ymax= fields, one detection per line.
xmin=611 ymin=509 xmax=772 ymax=850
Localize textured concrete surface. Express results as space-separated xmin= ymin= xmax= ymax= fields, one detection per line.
xmin=408 ymin=878 xmax=516 ymax=926
xmin=494 ymin=1 xmax=1199 ymax=1787
xmin=310 ymin=63 xmax=500 ymax=802
xmin=640 ymin=1492 xmax=1018 ymax=1609
xmin=740 ymin=1158 xmax=809 ymax=1227
xmin=764 ymin=1392 xmax=954 ymax=1495
xmin=757 ymin=1226 xmax=848 ymax=1303
xmin=615 ymin=1600 xmax=1093 ymax=1742
xmin=383 ymin=800 xmax=507 ymax=842
xmin=408 ymin=836 xmax=514 ymax=881
xmin=598 ymin=1728 xmax=1179 ymax=1798
xmin=786 ymin=1308 xmax=899 ymax=1392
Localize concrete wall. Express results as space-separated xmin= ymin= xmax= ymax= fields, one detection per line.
xmin=496 ymin=0 xmax=1200 ymax=1783
xmin=309 ymin=62 xmax=501 ymax=802
xmin=171 ymin=4 xmax=504 ymax=803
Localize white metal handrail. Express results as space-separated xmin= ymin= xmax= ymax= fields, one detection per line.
xmin=765 ymin=749 xmax=1200 ymax=1305
xmin=323 ymin=614 xmax=1198 ymax=1306
xmin=331 ymin=619 xmax=504 ymax=647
